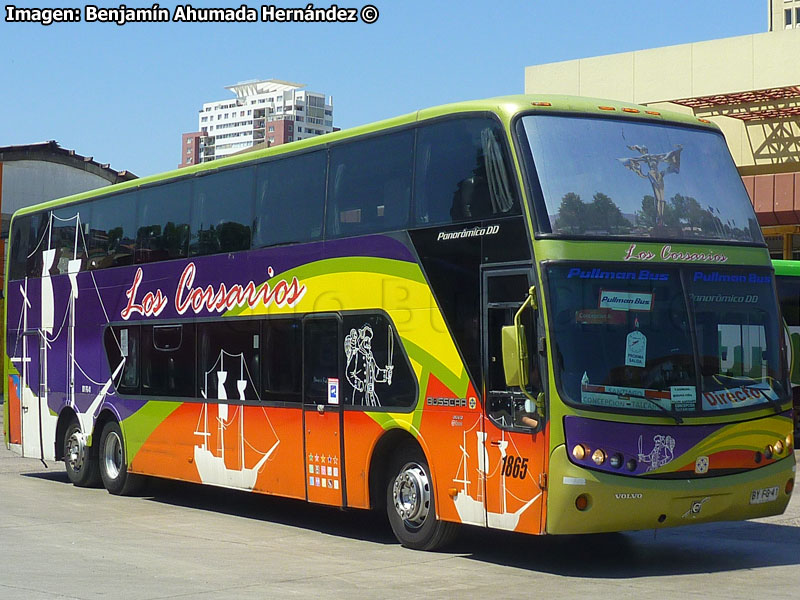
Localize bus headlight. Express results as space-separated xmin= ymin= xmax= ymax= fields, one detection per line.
xmin=572 ymin=444 xmax=588 ymax=461
xmin=591 ymin=449 xmax=606 ymax=465
xmin=774 ymin=440 xmax=785 ymax=455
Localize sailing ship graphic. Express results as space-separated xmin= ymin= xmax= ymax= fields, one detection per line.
xmin=10 ymin=211 xmax=118 ymax=459
xmin=452 ymin=419 xmax=540 ymax=530
xmin=193 ymin=350 xmax=279 ymax=490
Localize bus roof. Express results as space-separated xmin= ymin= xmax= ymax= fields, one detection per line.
xmin=11 ymin=94 xmax=719 ymax=219
xmin=772 ymin=259 xmax=800 ymax=277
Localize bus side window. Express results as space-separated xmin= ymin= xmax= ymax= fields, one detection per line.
xmin=254 ymin=151 xmax=326 ymax=248
xmin=326 ymin=130 xmax=413 ymax=238
xmin=190 ymin=167 xmax=254 ymax=256
xmin=88 ymin=191 xmax=137 ymax=270
xmin=136 ymin=181 xmax=192 ymax=264
xmin=104 ymin=325 xmax=140 ymax=395
xmin=414 ymin=118 xmax=519 ymax=227
xmin=141 ymin=323 xmax=196 ymax=397
xmin=197 ymin=320 xmax=260 ymax=401
xmin=9 ymin=214 xmax=44 ymax=281
xmin=262 ymin=318 xmax=303 ymax=402
xmin=52 ymin=206 xmax=90 ymax=274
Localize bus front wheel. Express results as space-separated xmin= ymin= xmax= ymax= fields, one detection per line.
xmin=386 ymin=444 xmax=457 ymax=551
xmin=64 ymin=420 xmax=100 ymax=487
xmin=99 ymin=421 xmax=143 ymax=496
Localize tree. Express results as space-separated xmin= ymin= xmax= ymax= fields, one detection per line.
xmin=554 ymin=192 xmax=587 ymax=233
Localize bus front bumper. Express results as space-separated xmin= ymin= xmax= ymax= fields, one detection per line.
xmin=546 ymin=445 xmax=796 ymax=534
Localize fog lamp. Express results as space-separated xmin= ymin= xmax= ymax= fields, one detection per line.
xmin=575 ymin=494 xmax=590 ymax=511
xmin=591 ymin=449 xmax=606 ymax=465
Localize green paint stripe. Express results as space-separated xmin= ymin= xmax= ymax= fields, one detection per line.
xmin=401 ymin=338 xmax=470 ymax=397
xmin=533 ymin=239 xmax=770 ymax=266
xmin=122 ymin=401 xmax=182 ymax=462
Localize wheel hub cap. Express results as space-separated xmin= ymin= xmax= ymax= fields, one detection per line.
xmin=392 ymin=463 xmax=430 ymax=528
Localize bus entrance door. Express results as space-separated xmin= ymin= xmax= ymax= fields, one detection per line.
xmin=481 ymin=269 xmax=546 ymax=535
xmin=302 ymin=316 xmax=345 ymax=506
xmin=19 ymin=330 xmax=46 ymax=460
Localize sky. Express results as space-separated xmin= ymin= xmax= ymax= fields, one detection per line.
xmin=1 ymin=0 xmax=766 ymax=178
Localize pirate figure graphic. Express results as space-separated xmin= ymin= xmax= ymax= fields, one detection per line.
xmin=344 ymin=324 xmax=394 ymax=406
xmin=638 ymin=434 xmax=676 ymax=472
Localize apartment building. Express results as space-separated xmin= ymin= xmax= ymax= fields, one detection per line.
xmin=186 ymin=79 xmax=334 ymax=165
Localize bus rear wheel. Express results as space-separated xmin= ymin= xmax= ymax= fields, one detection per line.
xmin=386 ymin=445 xmax=458 ymax=551
xmin=99 ymin=421 xmax=143 ymax=496
xmin=64 ymin=420 xmax=100 ymax=487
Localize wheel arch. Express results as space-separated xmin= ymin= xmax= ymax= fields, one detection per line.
xmin=54 ymin=407 xmax=79 ymax=461
xmin=368 ymin=428 xmax=435 ymax=512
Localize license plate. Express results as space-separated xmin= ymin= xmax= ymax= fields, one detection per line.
xmin=749 ymin=486 xmax=779 ymax=504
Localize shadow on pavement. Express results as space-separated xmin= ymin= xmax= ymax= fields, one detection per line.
xmin=17 ymin=466 xmax=800 ymax=575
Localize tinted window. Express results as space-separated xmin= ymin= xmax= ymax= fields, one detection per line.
xmin=415 ymin=118 xmax=519 ymax=226
xmin=197 ymin=320 xmax=260 ymax=401
xmin=327 ymin=131 xmax=413 ymax=238
xmin=51 ymin=206 xmax=89 ymax=274
xmin=8 ymin=214 xmax=45 ymax=280
xmin=104 ymin=325 xmax=140 ymax=395
xmin=190 ymin=168 xmax=254 ymax=256
xmin=141 ymin=323 xmax=196 ymax=397
xmin=136 ymin=181 xmax=192 ymax=264
xmin=262 ymin=318 xmax=302 ymax=401
xmin=254 ymin=151 xmax=326 ymax=247
xmin=304 ymin=318 xmax=339 ymax=404
xmin=88 ymin=191 xmax=137 ymax=269
xmin=342 ymin=313 xmax=416 ymax=408
xmin=520 ymin=115 xmax=761 ymax=242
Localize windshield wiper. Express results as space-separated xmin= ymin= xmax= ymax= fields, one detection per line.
xmin=756 ymin=388 xmax=785 ymax=414
xmin=633 ymin=394 xmax=684 ymax=425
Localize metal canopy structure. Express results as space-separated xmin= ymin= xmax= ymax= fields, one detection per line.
xmin=671 ymin=86 xmax=800 ymax=121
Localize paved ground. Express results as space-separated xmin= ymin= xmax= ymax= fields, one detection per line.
xmin=1 ymin=410 xmax=798 ymax=599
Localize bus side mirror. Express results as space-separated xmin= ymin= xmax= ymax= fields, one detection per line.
xmin=502 ymin=325 xmax=529 ymax=388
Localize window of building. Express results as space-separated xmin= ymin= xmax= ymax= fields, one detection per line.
xmin=414 ymin=117 xmax=520 ymax=226
xmin=786 ymin=8 xmax=793 ymax=27
xmin=327 ymin=129 xmax=414 ymax=238
xmin=254 ymin=150 xmax=326 ymax=247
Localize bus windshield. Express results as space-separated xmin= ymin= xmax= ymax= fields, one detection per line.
xmin=521 ymin=114 xmax=763 ymax=243
xmin=547 ymin=264 xmax=786 ymax=415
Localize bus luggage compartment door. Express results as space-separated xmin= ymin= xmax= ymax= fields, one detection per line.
xmin=303 ymin=316 xmax=345 ymax=506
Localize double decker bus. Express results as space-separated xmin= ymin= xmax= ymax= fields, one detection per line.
xmin=773 ymin=259 xmax=800 ymax=434
xmin=4 ymin=95 xmax=795 ymax=550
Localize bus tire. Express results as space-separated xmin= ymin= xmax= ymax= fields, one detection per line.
xmin=386 ymin=444 xmax=458 ymax=551
xmin=98 ymin=421 xmax=143 ymax=496
xmin=63 ymin=420 xmax=100 ymax=487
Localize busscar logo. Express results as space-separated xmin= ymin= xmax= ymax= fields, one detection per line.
xmin=427 ymin=397 xmax=476 ymax=409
